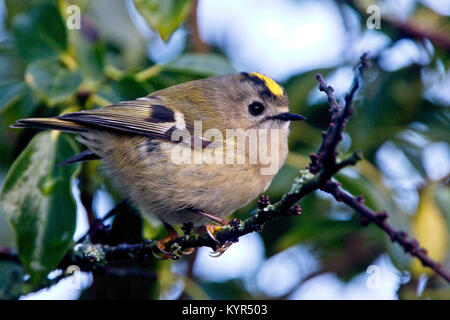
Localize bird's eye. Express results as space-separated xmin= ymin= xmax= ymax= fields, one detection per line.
xmin=248 ymin=102 xmax=265 ymax=116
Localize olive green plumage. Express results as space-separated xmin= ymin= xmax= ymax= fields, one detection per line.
xmin=12 ymin=73 xmax=304 ymax=226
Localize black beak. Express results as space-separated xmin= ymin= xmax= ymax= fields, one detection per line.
xmin=269 ymin=112 xmax=306 ymax=121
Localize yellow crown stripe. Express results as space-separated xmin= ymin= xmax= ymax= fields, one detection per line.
xmin=250 ymin=72 xmax=284 ymax=97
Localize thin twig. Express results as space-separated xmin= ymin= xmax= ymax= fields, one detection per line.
xmin=321 ymin=181 xmax=450 ymax=282
xmin=309 ymin=52 xmax=368 ymax=173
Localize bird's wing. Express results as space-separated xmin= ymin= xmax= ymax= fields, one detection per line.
xmin=58 ymin=97 xmax=187 ymax=141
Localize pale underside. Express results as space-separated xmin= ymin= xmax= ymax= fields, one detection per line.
xmin=79 ymin=128 xmax=289 ymax=226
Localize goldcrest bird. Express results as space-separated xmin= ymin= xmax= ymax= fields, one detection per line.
xmin=12 ymin=72 xmax=305 ymax=255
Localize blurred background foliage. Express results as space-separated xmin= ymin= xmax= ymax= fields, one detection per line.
xmin=0 ymin=0 xmax=449 ymax=299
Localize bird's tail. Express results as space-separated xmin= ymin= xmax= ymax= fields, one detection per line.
xmin=11 ymin=117 xmax=87 ymax=133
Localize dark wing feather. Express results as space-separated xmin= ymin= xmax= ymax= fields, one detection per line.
xmin=58 ymin=100 xmax=179 ymax=141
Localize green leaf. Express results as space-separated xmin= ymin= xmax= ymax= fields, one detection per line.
xmin=164 ymin=53 xmax=235 ymax=76
xmin=0 ymin=81 xmax=27 ymax=115
xmin=0 ymin=87 xmax=38 ymax=170
xmin=12 ymin=3 xmax=67 ymax=62
xmin=0 ymin=261 xmax=25 ymax=300
xmin=71 ymin=32 xmax=105 ymax=83
xmin=0 ymin=132 xmax=80 ymax=287
xmin=25 ymin=59 xmax=82 ymax=106
xmin=4 ymin=0 xmax=49 ymax=21
xmin=133 ymin=0 xmax=193 ymax=41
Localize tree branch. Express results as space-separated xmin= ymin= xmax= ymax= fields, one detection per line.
xmin=309 ymin=52 xmax=368 ymax=174
xmin=321 ymin=181 xmax=450 ymax=282
xmin=309 ymin=53 xmax=450 ymax=283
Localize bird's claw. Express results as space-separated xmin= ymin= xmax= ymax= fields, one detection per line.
xmin=153 ymin=239 xmax=173 ymax=259
xmin=153 ymin=228 xmax=196 ymax=259
xmin=182 ymin=247 xmax=195 ymax=255
xmin=152 ymin=248 xmax=171 ymax=260
xmin=153 ymin=228 xmax=179 ymax=259
xmin=206 ymin=224 xmax=223 ymax=243
xmin=205 ymin=223 xmax=237 ymax=257
xmin=209 ymin=241 xmax=234 ymax=257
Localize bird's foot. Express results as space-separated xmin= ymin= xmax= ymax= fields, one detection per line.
xmin=205 ymin=218 xmax=239 ymax=257
xmin=206 ymin=224 xmax=225 ymax=243
xmin=152 ymin=222 xmax=182 ymax=259
xmin=153 ymin=222 xmax=197 ymax=259
xmin=154 ymin=230 xmax=179 ymax=259
xmin=209 ymin=240 xmax=234 ymax=257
